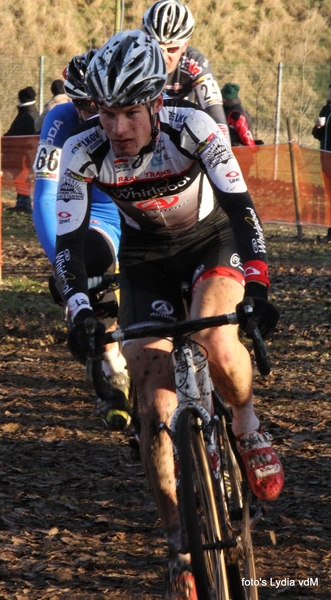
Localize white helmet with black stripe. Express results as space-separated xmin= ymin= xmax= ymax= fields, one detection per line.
xmin=141 ymin=0 xmax=195 ymax=44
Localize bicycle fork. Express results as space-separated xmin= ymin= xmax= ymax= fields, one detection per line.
xmin=161 ymin=339 xmax=221 ymax=485
xmin=168 ymin=340 xmax=218 ymax=443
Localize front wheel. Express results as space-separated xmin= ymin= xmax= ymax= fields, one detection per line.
xmin=176 ymin=408 xmax=230 ymax=600
xmin=218 ymin=413 xmax=259 ymax=600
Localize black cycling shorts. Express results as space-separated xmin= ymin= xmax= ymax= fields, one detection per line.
xmin=119 ymin=222 xmax=244 ymax=328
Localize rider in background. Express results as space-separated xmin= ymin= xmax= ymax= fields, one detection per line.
xmin=221 ymin=81 xmax=257 ymax=180
xmin=141 ymin=0 xmax=230 ymax=142
xmin=54 ymin=30 xmax=284 ymax=600
xmin=33 ymin=53 xmax=129 ymax=431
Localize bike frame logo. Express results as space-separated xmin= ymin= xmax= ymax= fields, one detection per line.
xmin=136 ymin=196 xmax=179 ymax=211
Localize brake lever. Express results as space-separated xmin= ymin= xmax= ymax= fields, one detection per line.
xmin=251 ymin=326 xmax=271 ymax=376
xmin=238 ymin=297 xmax=271 ymax=376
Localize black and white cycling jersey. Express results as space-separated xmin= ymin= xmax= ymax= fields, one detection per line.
xmin=165 ymin=46 xmax=228 ymax=137
xmin=55 ymin=99 xmax=268 ymax=322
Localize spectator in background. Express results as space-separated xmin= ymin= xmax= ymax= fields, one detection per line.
xmin=312 ymin=82 xmax=331 ymax=242
xmin=34 ymin=79 xmax=71 ymax=133
xmin=4 ymin=86 xmax=39 ymax=213
xmin=221 ymin=82 xmax=256 ymax=182
xmin=221 ymin=82 xmax=256 ymax=147
xmin=141 ymin=0 xmax=230 ymax=141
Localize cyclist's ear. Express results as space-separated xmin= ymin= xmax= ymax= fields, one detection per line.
xmin=152 ymin=94 xmax=163 ymax=114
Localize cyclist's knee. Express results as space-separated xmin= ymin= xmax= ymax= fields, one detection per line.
xmin=202 ymin=327 xmax=246 ymax=371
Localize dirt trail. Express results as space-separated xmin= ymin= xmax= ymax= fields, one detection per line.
xmin=0 ymin=213 xmax=330 ymax=599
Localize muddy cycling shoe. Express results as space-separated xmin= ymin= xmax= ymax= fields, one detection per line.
xmin=164 ymin=559 xmax=198 ymax=600
xmin=94 ymin=372 xmax=131 ymax=431
xmin=236 ymin=429 xmax=284 ymax=502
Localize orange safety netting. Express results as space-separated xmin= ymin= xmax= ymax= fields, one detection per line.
xmin=1 ymin=135 xmax=39 ymax=197
xmin=233 ymin=143 xmax=331 ymax=227
xmin=1 ymin=136 xmax=330 ymax=227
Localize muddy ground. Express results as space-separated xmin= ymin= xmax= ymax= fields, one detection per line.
xmin=0 ymin=207 xmax=330 ymax=599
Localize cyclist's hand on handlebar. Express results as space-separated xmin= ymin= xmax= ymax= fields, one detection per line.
xmin=236 ymin=283 xmax=280 ymax=340
xmin=68 ymin=309 xmax=106 ymax=364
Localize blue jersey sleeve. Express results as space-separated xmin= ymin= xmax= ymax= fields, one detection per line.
xmin=33 ymin=103 xmax=80 ymax=263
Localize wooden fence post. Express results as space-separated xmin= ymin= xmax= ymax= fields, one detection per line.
xmin=287 ymin=117 xmax=303 ymax=240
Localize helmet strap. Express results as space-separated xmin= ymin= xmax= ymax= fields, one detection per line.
xmin=132 ymin=103 xmax=159 ymax=168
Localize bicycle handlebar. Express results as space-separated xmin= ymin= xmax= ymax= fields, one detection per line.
xmin=103 ymin=313 xmax=238 ymax=343
xmin=94 ymin=304 xmax=271 ymax=376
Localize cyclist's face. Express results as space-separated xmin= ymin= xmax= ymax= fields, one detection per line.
xmin=99 ymin=96 xmax=163 ymax=156
xmin=159 ymin=42 xmax=188 ymax=74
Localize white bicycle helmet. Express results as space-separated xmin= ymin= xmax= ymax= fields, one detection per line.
xmin=63 ymin=50 xmax=97 ymax=101
xmin=85 ymin=29 xmax=167 ymax=107
xmin=142 ymin=0 xmax=195 ymax=44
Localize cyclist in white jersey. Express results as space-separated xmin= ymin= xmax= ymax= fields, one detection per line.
xmin=54 ymin=30 xmax=283 ymax=600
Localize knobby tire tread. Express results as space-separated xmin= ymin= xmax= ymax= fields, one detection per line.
xmin=176 ymin=408 xmax=229 ymax=600
xmin=218 ymin=415 xmax=258 ymax=600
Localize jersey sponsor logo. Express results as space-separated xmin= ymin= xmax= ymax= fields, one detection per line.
xmin=114 ymin=158 xmax=130 ymax=173
xmin=196 ymin=132 xmax=217 ymax=153
xmin=150 ymin=300 xmax=176 ymax=321
xmin=43 ymin=119 xmax=64 ymax=145
xmin=226 ymin=170 xmax=241 ymax=183
xmin=67 ymin=293 xmax=90 ymax=321
xmin=230 ymin=253 xmax=242 ymax=269
xmin=112 ymin=176 xmax=191 ymax=201
xmin=244 ymin=266 xmax=261 ymax=277
xmin=182 ymin=57 xmax=202 ymax=78
xmin=57 ymin=175 xmax=84 ymax=203
xmin=168 ymin=111 xmax=188 ymax=125
xmin=136 ymin=196 xmax=179 ymax=210
xmin=245 ymin=208 xmax=267 ymax=254
xmin=72 ymin=130 xmax=102 ymax=154
xmin=58 ymin=210 xmax=72 ymax=224
xmin=117 ymin=169 xmax=172 ymax=183
xmin=203 ymin=139 xmax=233 ymax=168
xmin=54 ymin=249 xmax=74 ymax=296
xmin=151 ymin=300 xmax=173 ymax=315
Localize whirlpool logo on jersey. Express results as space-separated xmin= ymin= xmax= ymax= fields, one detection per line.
xmin=111 ymin=176 xmax=191 ymax=201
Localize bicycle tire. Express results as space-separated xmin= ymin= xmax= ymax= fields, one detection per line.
xmin=218 ymin=414 xmax=259 ymax=600
xmin=176 ymin=407 xmax=230 ymax=600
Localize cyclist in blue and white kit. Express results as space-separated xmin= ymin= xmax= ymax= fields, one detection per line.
xmin=54 ymin=31 xmax=284 ymax=599
xmin=33 ymin=52 xmax=129 ymax=431
xmin=33 ymin=51 xmax=121 ymax=266
xmin=142 ymin=0 xmax=230 ymax=142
